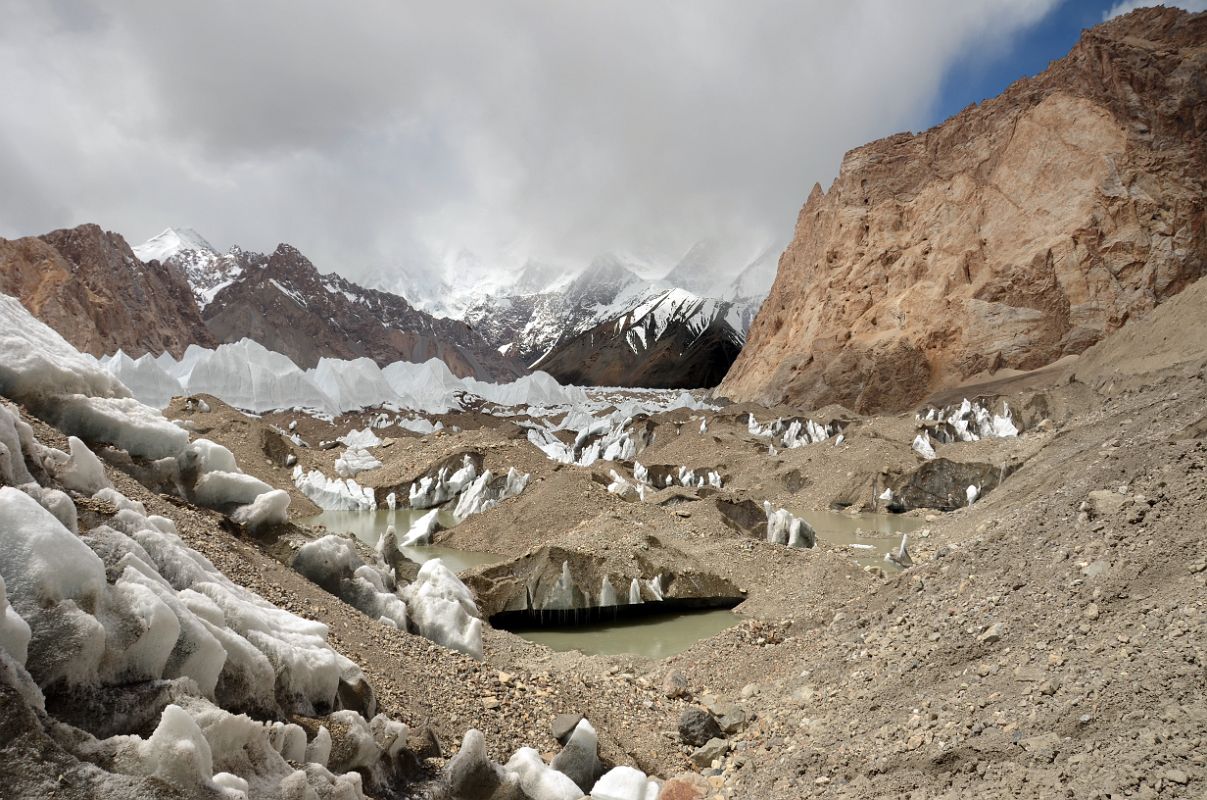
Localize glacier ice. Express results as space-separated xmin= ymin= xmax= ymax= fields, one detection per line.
xmin=912 ymin=432 xmax=937 ymax=460
xmin=54 ymin=394 xmax=191 ymax=461
xmin=310 ymin=357 xmax=399 ymax=413
xmin=763 ymin=501 xmax=816 ymax=549
xmin=0 ymin=293 xmax=128 ymax=401
xmin=335 ymin=447 xmax=382 ymax=478
xmin=503 ymin=747 xmax=584 ymax=800
xmin=45 ymin=435 xmax=113 ymax=495
xmin=101 ymin=350 xmax=180 ymax=409
xmin=400 ymin=559 xmax=483 ymax=659
xmin=452 ymin=467 xmax=531 ymax=520
xmin=410 ymin=454 xmax=478 ymax=509
xmin=293 ymin=465 xmax=376 ymax=511
xmin=231 ymin=489 xmax=291 ymax=531
xmin=919 ymin=398 xmax=1020 ymax=443
xmin=0 ymin=573 xmax=32 ymax=667
xmin=400 ymin=508 xmax=442 ymax=546
xmin=194 ymin=470 xmax=274 ymax=508
xmin=592 ymin=765 xmax=660 ymax=800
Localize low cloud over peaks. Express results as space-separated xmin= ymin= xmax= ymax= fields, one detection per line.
xmin=0 ymin=0 xmax=1059 ymax=283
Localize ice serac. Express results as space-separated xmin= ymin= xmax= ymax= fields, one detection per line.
xmin=202 ymin=242 xmax=526 ymax=380
xmin=0 ymin=224 xmax=214 ymax=358
xmin=719 ymin=7 xmax=1207 ymax=413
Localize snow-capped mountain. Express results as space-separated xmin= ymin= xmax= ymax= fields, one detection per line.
xmin=130 ymin=226 xmax=780 ymax=389
xmin=133 ymin=227 xmax=260 ymax=309
xmin=131 ymin=230 xmax=526 ymax=381
xmin=532 ymin=287 xmax=746 ymax=388
xmin=462 ymin=253 xmax=652 ymax=365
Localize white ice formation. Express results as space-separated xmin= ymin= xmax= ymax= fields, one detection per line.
xmin=912 ymin=432 xmax=937 ymax=460
xmin=452 ymin=467 xmax=531 ymax=520
xmin=0 ymin=405 xmax=413 ymax=798
xmin=115 ymin=335 xmax=588 ymax=418
xmin=763 ymin=501 xmax=817 ymax=549
xmin=446 ymin=724 xmax=666 ymax=800
xmin=293 ymin=464 xmax=376 ymax=511
xmin=917 ymin=398 xmax=1020 ymax=443
xmin=747 ymin=412 xmax=841 ymax=450
xmin=410 ymin=455 xmax=480 ymax=509
xmin=399 ymin=560 xmax=484 ymax=659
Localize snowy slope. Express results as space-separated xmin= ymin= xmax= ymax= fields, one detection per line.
xmin=132 ymin=227 xmax=216 ymax=264
xmin=133 ymin=228 xmax=259 ymax=310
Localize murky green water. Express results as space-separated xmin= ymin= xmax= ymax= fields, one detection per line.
xmin=301 ymin=506 xmax=919 ymax=656
xmin=301 ymin=509 xmax=502 ymax=573
xmin=508 ymin=609 xmax=740 ymax=659
xmin=797 ymin=509 xmax=925 ymax=569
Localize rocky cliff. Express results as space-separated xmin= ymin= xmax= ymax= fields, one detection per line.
xmin=0 ymin=223 xmax=214 ymax=358
xmin=719 ymin=7 xmax=1206 ymax=413
xmin=203 ymin=243 xmax=527 ymax=380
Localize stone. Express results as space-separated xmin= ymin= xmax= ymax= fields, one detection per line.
xmin=679 ymin=707 xmax=723 ymax=747
xmin=1084 ymin=604 xmax=1100 ymax=621
xmin=690 ymin=738 xmax=730 ymax=768
xmin=663 ymin=670 xmax=690 ymax=699
xmin=658 ymin=773 xmax=713 ymax=800
xmin=978 ymin=623 xmax=1004 ymax=644
xmin=1019 ymin=732 xmax=1060 ymax=762
xmin=708 ymin=702 xmax=750 ymax=735
xmin=1165 ymin=769 xmax=1189 ymax=785
xmin=739 ymin=683 xmax=760 ymax=699
xmin=551 ymin=713 xmax=584 ymax=745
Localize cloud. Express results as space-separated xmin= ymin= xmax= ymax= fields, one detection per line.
xmin=0 ymin=0 xmax=1060 ymax=285
xmin=1104 ymin=0 xmax=1206 ymax=20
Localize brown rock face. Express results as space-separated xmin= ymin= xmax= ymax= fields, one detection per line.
xmin=720 ymin=8 xmax=1206 ymax=413
xmin=0 ymin=224 xmax=214 ymax=358
xmin=202 ymin=244 xmax=527 ymax=380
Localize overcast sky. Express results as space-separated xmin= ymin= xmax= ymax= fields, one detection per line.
xmin=0 ymin=0 xmax=1192 ymax=285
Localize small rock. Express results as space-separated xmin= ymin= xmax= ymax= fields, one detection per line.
xmin=658 ymin=773 xmax=712 ymax=800
xmin=690 ymin=737 xmax=730 ymax=768
xmin=977 ymin=623 xmax=1004 ymax=644
xmin=1083 ymin=603 xmax=1100 ymax=621
xmin=551 ymin=713 xmax=583 ymax=745
xmin=663 ymin=670 xmax=689 ymax=699
xmin=740 ymin=683 xmax=760 ymax=699
xmin=709 ymin=702 xmax=750 ymax=735
xmin=1165 ymin=768 xmax=1189 ymax=785
xmin=679 ymin=707 xmax=723 ymax=747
